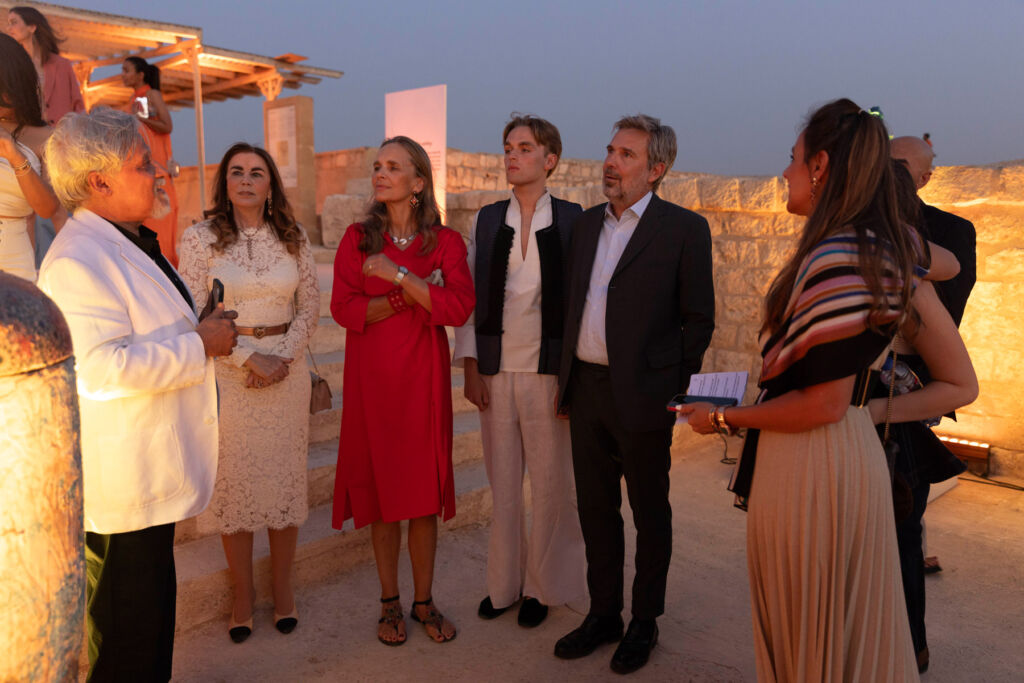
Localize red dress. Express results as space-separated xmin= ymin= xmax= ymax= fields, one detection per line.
xmin=331 ymin=224 xmax=474 ymax=529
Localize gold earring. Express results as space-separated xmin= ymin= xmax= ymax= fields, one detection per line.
xmin=810 ymin=176 xmax=818 ymax=202
xmin=266 ymin=191 xmax=273 ymax=216
xmin=409 ymin=194 xmax=420 ymax=209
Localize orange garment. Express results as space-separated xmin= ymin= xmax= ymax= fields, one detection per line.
xmin=128 ymin=85 xmax=180 ymax=267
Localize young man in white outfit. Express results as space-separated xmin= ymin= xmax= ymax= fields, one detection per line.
xmin=453 ymin=115 xmax=586 ymax=628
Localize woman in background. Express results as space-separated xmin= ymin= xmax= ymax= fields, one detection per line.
xmin=179 ymin=143 xmax=318 ymax=643
xmin=6 ymin=6 xmax=85 ymax=125
xmin=121 ymin=55 xmax=180 ymax=265
xmin=331 ymin=136 xmax=474 ymax=646
xmin=0 ymin=33 xmax=58 ymax=281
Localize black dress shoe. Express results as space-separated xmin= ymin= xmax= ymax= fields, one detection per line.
xmin=554 ymin=614 xmax=624 ymax=659
xmin=517 ymin=598 xmax=548 ymax=628
xmin=610 ymin=618 xmax=658 ymax=675
xmin=478 ymin=596 xmax=510 ymax=620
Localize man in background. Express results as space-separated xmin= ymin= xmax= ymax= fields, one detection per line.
xmin=890 ymin=134 xmax=977 ymax=673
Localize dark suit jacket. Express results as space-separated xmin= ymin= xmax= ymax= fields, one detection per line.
xmin=920 ymin=201 xmax=976 ymax=327
xmin=558 ymin=194 xmax=715 ymax=432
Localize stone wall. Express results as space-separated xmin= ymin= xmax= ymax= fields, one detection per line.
xmin=178 ymin=146 xmax=1023 ymax=453
xmin=438 ymin=164 xmax=1024 ymax=455
xmin=179 ymin=146 xmax=690 ymax=242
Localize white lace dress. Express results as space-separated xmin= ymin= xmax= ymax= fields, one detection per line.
xmin=179 ymin=220 xmax=319 ymax=533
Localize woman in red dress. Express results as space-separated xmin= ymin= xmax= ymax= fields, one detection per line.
xmin=331 ymin=136 xmax=474 ymax=646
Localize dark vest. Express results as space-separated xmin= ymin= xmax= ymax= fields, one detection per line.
xmin=473 ymin=196 xmax=582 ymax=376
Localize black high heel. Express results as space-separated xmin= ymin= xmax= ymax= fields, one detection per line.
xmin=228 ymin=610 xmax=253 ymax=643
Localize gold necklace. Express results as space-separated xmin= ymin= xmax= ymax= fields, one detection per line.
xmin=238 ymin=224 xmax=263 ymax=260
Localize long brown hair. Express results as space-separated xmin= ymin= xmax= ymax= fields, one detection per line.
xmin=203 ymin=142 xmax=304 ymax=255
xmin=0 ymin=34 xmax=44 ymax=127
xmin=11 ymin=7 xmax=62 ymax=63
xmin=762 ymin=98 xmax=922 ymax=335
xmin=359 ymin=135 xmax=441 ymax=255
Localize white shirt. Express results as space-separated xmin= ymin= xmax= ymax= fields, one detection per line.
xmin=575 ymin=191 xmax=653 ymax=365
xmin=452 ymin=191 xmax=551 ymax=372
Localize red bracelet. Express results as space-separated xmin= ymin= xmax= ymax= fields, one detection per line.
xmin=387 ymin=288 xmax=410 ymax=313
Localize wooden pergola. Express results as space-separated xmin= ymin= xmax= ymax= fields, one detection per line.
xmin=1 ymin=1 xmax=342 ymax=207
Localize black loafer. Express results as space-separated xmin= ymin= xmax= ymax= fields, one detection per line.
xmin=517 ymin=598 xmax=548 ymax=628
xmin=554 ymin=614 xmax=624 ymax=659
xmin=478 ymin=596 xmax=510 ymax=620
xmin=610 ymin=618 xmax=658 ymax=675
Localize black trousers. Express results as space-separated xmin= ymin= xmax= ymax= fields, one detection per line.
xmin=568 ymin=361 xmax=673 ymax=620
xmin=896 ymin=481 xmax=930 ymax=655
xmin=85 ymin=523 xmax=177 ymax=683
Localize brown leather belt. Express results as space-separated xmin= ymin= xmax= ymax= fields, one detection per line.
xmin=236 ymin=322 xmax=289 ymax=339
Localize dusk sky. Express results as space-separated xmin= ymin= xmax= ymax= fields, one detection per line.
xmin=67 ymin=0 xmax=1023 ymax=175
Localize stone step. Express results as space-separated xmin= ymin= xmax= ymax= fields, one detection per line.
xmin=173 ymin=410 xmax=483 ymax=547
xmin=172 ymin=456 xmax=493 ymax=636
xmin=312 ymin=244 xmax=335 ymax=264
xmin=308 ymin=316 xmax=346 ymax=356
xmin=310 ymin=350 xmax=469 ymax=413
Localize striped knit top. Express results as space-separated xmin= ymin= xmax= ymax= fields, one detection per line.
xmin=728 ymin=229 xmax=925 ymax=506
xmin=758 ymin=231 xmax=925 ymax=398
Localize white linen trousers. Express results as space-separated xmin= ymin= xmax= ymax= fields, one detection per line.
xmin=480 ymin=370 xmax=586 ymax=609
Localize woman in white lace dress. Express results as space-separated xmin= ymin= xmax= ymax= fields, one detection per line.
xmin=179 ymin=143 xmax=318 ymax=643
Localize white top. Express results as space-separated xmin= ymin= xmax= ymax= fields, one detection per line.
xmin=452 ymin=191 xmax=551 ymax=372
xmin=575 ymin=191 xmax=653 ymax=365
xmin=0 ymin=142 xmax=40 ymax=216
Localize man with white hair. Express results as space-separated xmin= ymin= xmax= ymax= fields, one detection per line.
xmin=37 ymin=108 xmax=237 ymax=682
xmin=890 ymin=134 xmax=977 ymax=673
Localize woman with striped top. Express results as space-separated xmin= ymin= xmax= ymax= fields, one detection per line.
xmin=681 ymin=98 xmax=976 ymax=682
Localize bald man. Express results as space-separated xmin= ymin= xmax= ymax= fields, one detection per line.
xmin=891 ymin=136 xmax=976 ymax=324
xmin=890 ymin=135 xmax=977 ymax=673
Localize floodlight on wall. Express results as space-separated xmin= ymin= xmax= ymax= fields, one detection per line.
xmin=937 ymin=434 xmax=991 ymax=465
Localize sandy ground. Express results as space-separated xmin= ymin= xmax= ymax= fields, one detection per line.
xmin=170 ymin=434 xmax=1024 ymax=682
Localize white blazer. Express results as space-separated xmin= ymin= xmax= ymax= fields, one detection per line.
xmin=37 ymin=209 xmax=218 ymax=534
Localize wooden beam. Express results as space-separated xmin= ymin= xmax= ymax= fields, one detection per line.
xmin=183 ymin=43 xmax=207 ymax=212
xmin=163 ymin=69 xmax=279 ymax=104
xmin=75 ymin=39 xmax=199 ymax=71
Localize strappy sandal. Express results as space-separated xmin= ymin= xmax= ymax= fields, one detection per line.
xmin=377 ymin=595 xmax=406 ymax=646
xmin=411 ymin=597 xmax=457 ymax=643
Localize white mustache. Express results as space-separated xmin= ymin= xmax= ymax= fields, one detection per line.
xmin=150 ymin=186 xmax=171 ymax=220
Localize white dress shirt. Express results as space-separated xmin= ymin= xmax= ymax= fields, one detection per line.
xmin=575 ymin=191 xmax=653 ymax=365
xmin=452 ymin=191 xmax=551 ymax=372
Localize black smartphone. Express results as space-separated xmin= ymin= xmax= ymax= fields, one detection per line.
xmin=210 ymin=278 xmax=225 ymax=306
xmin=666 ymin=393 xmax=738 ymax=411
xmin=199 ymin=278 xmax=225 ymax=321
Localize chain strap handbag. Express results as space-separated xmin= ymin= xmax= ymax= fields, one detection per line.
xmin=307 ymin=346 xmax=333 ymax=414
xmin=882 ymin=347 xmax=914 ymax=523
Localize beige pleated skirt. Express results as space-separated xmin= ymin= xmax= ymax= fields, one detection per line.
xmin=747 ymin=405 xmax=919 ymax=683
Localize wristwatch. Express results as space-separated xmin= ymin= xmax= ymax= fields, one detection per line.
xmin=393 ymin=266 xmax=409 ymax=286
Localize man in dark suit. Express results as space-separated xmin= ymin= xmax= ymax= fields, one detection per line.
xmin=553 ymin=114 xmax=715 ymax=674
xmin=890 ymin=135 xmax=977 ymax=673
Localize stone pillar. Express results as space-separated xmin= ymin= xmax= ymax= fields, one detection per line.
xmin=264 ymin=95 xmax=318 ymax=243
xmin=0 ymin=274 xmax=84 ymax=682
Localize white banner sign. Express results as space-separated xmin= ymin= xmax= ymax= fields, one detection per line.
xmin=385 ymin=84 xmax=447 ymax=218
